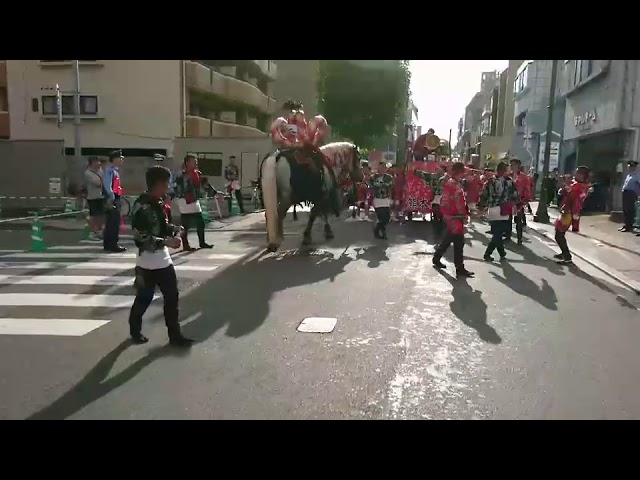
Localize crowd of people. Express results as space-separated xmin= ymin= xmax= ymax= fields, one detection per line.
xmin=342 ymin=156 xmax=591 ymax=278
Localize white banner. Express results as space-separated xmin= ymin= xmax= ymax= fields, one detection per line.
xmin=538 ymin=142 xmax=560 ymax=172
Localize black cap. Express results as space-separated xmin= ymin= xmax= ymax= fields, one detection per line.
xmin=628 ymin=161 xmax=639 ymax=167
xmin=509 ymin=157 xmax=522 ymax=164
xmin=108 ymin=149 xmax=123 ymax=161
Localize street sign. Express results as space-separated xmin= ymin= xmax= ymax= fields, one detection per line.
xmin=538 ymin=141 xmax=560 ymax=172
xmin=49 ymin=177 xmax=61 ymax=195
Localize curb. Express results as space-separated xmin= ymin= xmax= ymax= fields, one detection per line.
xmin=526 ymin=223 xmax=640 ymax=295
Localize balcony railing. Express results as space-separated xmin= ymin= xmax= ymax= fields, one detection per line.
xmin=185 ymin=61 xmax=276 ymax=115
xmin=185 ymin=115 xmax=267 ymax=138
xmin=185 ymin=115 xmax=211 ymax=137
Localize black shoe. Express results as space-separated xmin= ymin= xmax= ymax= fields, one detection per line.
xmin=105 ymin=246 xmax=127 ymax=253
xmin=433 ymin=259 xmax=446 ymax=269
xmin=373 ymin=227 xmax=382 ymax=239
xmin=557 ymin=258 xmax=574 ymax=265
xmin=169 ymin=335 xmax=194 ymax=347
xmin=619 ymin=226 xmax=630 ymax=232
xmin=553 ymin=253 xmax=564 ymax=260
xmin=483 ymin=254 xmax=494 ymax=262
xmin=456 ymin=269 xmax=475 ymax=278
xmin=131 ymin=334 xmax=149 ymax=345
xmin=517 ymin=238 xmax=523 ymax=245
xmin=499 ymin=252 xmax=507 ymax=260
xmin=381 ymin=231 xmax=388 ymax=240
xmin=199 ymin=243 xmax=213 ymax=249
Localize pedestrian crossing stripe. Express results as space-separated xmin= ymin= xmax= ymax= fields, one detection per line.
xmin=0 ymin=275 xmax=133 ymax=286
xmin=0 ymin=252 xmax=243 ymax=260
xmin=0 ymin=318 xmax=110 ymax=336
xmin=0 ymin=262 xmax=221 ymax=272
xmin=0 ymin=293 xmax=159 ymax=308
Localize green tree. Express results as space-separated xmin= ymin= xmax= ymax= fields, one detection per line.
xmin=318 ymin=60 xmax=411 ymax=149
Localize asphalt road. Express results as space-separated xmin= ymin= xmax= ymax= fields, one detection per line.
xmin=1 ymin=209 xmax=639 ymax=420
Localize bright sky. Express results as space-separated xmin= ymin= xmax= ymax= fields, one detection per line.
xmin=409 ymin=60 xmax=509 ymax=142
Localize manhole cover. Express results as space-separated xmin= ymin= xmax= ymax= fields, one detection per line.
xmin=297 ymin=317 xmax=337 ymax=333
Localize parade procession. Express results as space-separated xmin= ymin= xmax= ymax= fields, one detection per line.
xmin=2 ymin=59 xmax=640 ymax=421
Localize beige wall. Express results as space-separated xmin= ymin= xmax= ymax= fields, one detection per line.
xmin=5 ymin=60 xmax=182 ymax=153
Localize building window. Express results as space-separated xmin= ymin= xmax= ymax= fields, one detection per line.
xmin=513 ymin=65 xmax=530 ymax=95
xmin=41 ymin=95 xmax=99 ymax=115
xmin=573 ymin=60 xmax=595 ymax=86
xmin=0 ymin=87 xmax=8 ymax=112
xmin=187 ymin=152 xmax=223 ymax=177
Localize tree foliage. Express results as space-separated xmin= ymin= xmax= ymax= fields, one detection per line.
xmin=318 ymin=60 xmax=411 ymax=149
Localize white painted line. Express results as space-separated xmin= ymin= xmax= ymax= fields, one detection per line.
xmin=0 ymin=262 xmax=220 ymax=272
xmin=297 ymin=317 xmax=337 ymax=333
xmin=0 ymin=275 xmax=133 ymax=286
xmin=0 ymin=318 xmax=110 ymax=336
xmin=0 ymin=293 xmax=155 ymax=308
xmin=3 ymin=252 xmax=139 ymax=259
xmin=0 ymin=250 xmax=24 ymax=253
xmin=203 ymin=253 xmax=243 ymax=260
xmin=79 ymin=239 xmax=135 ymax=245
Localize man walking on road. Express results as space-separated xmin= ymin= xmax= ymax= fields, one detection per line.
xmin=480 ymin=161 xmax=520 ymax=262
xmin=554 ymin=166 xmax=591 ymax=265
xmin=84 ymin=156 xmax=105 ymax=241
xmin=103 ymin=150 xmax=126 ymax=253
xmin=224 ymin=156 xmax=245 ymax=214
xmin=432 ymin=162 xmax=474 ymax=278
xmin=370 ymin=162 xmax=394 ymax=240
xmin=619 ymin=160 xmax=640 ymax=233
xmin=129 ymin=165 xmax=193 ymax=347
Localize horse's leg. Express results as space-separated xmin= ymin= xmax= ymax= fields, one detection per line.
xmin=323 ymin=211 xmax=334 ymax=240
xmin=302 ymin=205 xmax=318 ymax=245
xmin=277 ymin=197 xmax=291 ymax=243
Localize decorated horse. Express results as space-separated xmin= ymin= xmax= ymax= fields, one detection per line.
xmin=261 ymin=141 xmax=364 ymax=252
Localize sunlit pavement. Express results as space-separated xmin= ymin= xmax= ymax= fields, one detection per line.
xmin=1 ymin=210 xmax=639 ymax=420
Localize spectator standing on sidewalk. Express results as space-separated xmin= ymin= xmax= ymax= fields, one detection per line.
xmin=84 ymin=156 xmax=105 ymax=241
xmin=174 ymin=154 xmax=213 ymax=251
xmin=102 ymin=150 xmax=126 ymax=253
xmin=619 ymin=160 xmax=640 ymax=233
xmin=554 ymin=166 xmax=591 ymax=265
xmin=224 ymin=156 xmax=246 ymax=215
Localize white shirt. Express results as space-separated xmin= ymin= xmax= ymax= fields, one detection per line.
xmin=373 ymin=198 xmax=391 ymax=208
xmin=177 ymin=198 xmax=202 ymax=214
xmin=136 ymin=246 xmax=172 ymax=270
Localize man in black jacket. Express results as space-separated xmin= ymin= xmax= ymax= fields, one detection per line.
xmin=128 ymin=165 xmax=193 ymax=347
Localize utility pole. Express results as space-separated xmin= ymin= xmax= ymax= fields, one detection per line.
xmin=448 ymin=128 xmax=452 ymax=160
xmin=534 ymin=59 xmax=559 ymax=223
xmin=72 ymin=60 xmax=82 ymax=167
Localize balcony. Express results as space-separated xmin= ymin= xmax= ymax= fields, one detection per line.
xmin=251 ymin=60 xmax=277 ymax=80
xmin=38 ymin=60 xmax=104 ymax=68
xmin=211 ymin=120 xmax=266 ymax=138
xmin=0 ymin=112 xmax=9 ymax=139
xmin=185 ymin=115 xmax=211 ymax=137
xmin=185 ymin=61 xmax=276 ymax=115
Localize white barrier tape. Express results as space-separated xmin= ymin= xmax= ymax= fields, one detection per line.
xmin=0 ymin=209 xmax=89 ymax=224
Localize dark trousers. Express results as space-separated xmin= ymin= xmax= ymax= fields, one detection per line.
xmin=375 ymin=206 xmax=391 ymax=232
xmin=434 ymin=230 xmax=464 ymax=269
xmin=227 ymin=189 xmax=245 ymax=213
xmin=129 ymin=265 xmax=181 ymax=339
xmin=103 ymin=196 xmax=121 ymax=249
xmin=514 ymin=209 xmax=526 ymax=241
xmin=505 ymin=214 xmax=514 ymax=239
xmin=622 ymin=190 xmax=638 ymax=230
xmin=555 ymin=229 xmax=571 ymax=260
xmin=181 ymin=212 xmax=206 ymax=247
xmin=485 ymin=220 xmax=510 ymax=257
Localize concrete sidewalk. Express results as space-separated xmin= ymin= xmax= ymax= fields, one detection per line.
xmin=525 ymin=202 xmax=640 ymax=293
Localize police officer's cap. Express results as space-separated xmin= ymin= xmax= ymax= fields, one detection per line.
xmin=109 ymin=149 xmax=124 ymax=160
xmin=628 ymin=160 xmax=639 ymax=167
xmin=154 ymin=154 xmax=166 ymax=162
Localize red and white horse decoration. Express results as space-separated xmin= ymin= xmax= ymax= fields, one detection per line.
xmin=270 ymin=101 xmax=329 ymax=148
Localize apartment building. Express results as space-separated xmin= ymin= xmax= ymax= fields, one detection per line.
xmin=3 ymin=60 xmax=278 ymax=194
xmin=272 ymin=60 xmax=319 ymax=118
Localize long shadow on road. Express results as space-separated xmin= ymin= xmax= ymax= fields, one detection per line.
xmin=27 ymin=245 xmax=353 ymax=420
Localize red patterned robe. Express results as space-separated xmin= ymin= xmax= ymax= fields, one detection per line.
xmin=440 ymin=176 xmax=468 ymax=235
xmin=554 ymin=181 xmax=590 ymax=233
xmin=514 ymin=172 xmax=533 ymax=211
xmin=464 ymin=169 xmax=482 ymax=206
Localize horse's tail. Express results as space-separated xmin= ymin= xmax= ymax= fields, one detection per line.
xmin=261 ymin=152 xmax=279 ymax=246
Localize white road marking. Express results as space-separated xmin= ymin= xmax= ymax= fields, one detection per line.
xmin=0 ymin=293 xmax=156 ymax=308
xmin=2 ymin=252 xmax=242 ymax=261
xmin=0 ymin=262 xmax=220 ymax=272
xmin=297 ymin=317 xmax=337 ymax=333
xmin=0 ymin=275 xmax=133 ymax=286
xmin=0 ymin=318 xmax=110 ymax=336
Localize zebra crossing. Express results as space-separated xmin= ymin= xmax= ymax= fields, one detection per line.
xmin=0 ymin=239 xmax=243 ymax=337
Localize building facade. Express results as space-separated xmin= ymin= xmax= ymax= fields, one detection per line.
xmin=3 ymin=60 xmax=277 ymax=194
xmin=510 ymin=59 xmax=565 ymax=170
xmin=561 ymin=60 xmax=640 ymax=211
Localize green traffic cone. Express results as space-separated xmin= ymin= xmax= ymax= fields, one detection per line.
xmin=31 ymin=214 xmax=46 ymax=252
